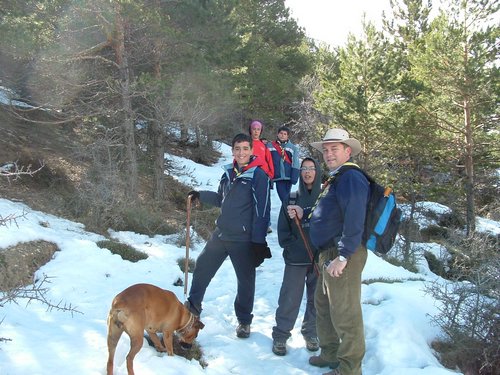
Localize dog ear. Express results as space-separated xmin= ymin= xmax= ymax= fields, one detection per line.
xmin=195 ymin=319 xmax=205 ymax=330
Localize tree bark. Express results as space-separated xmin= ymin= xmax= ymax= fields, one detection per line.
xmin=113 ymin=3 xmax=138 ymax=200
xmin=151 ymin=0 xmax=166 ymax=201
xmin=462 ymin=21 xmax=475 ymax=236
xmin=463 ymin=96 xmax=475 ymax=235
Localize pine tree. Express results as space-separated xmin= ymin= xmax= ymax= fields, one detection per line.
xmin=314 ymin=20 xmax=400 ymax=175
xmin=409 ymin=0 xmax=499 ymax=234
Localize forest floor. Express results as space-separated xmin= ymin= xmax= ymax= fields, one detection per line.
xmin=0 ymin=105 xmax=83 ymax=290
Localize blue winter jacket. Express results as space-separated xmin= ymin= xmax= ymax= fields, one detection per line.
xmin=268 ymin=140 xmax=300 ymax=184
xmin=199 ymin=156 xmax=271 ymax=244
xmin=309 ymin=165 xmax=369 ymax=258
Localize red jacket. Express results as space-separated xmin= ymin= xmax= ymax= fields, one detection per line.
xmin=252 ymin=139 xmax=274 ymax=179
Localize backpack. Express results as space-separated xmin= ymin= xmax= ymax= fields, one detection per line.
xmin=332 ymin=163 xmax=402 ymax=254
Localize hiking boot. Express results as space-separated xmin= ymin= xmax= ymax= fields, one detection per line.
xmin=305 ymin=336 xmax=319 ymax=352
xmin=322 ymin=368 xmax=341 ymax=375
xmin=272 ymin=340 xmax=287 ymax=356
xmin=309 ymin=355 xmax=339 ymax=369
xmin=236 ymin=323 xmax=251 ymax=338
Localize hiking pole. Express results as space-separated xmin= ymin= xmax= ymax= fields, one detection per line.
xmin=184 ymin=195 xmax=192 ymax=300
xmin=293 ymin=213 xmax=320 ymax=276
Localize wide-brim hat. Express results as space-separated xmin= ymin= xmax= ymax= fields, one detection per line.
xmin=310 ymin=128 xmax=362 ymax=157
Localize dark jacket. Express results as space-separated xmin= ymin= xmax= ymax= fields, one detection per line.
xmin=268 ymin=140 xmax=300 ymax=184
xmin=199 ymin=155 xmax=270 ymax=244
xmin=277 ymin=158 xmax=322 ymax=265
xmin=309 ymin=163 xmax=369 ymax=258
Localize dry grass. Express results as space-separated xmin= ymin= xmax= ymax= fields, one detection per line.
xmin=0 ymin=240 xmax=59 ymax=291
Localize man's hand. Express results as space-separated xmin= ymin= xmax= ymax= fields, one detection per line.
xmin=325 ymin=257 xmax=348 ymax=278
xmin=251 ymin=242 xmax=272 ymax=267
xmin=187 ymin=190 xmax=200 ymax=204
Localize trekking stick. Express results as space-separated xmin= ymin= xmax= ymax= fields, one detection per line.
xmin=184 ymin=195 xmax=192 ymax=300
xmin=293 ymin=214 xmax=320 ymax=276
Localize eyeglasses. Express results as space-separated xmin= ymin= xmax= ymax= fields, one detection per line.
xmin=300 ymin=166 xmax=316 ymax=171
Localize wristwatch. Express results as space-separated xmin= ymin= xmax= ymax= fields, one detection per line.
xmin=338 ymin=255 xmax=348 ymax=262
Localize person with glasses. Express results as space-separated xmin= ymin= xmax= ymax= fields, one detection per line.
xmin=185 ymin=133 xmax=272 ymax=340
xmin=271 ymin=157 xmax=322 ymax=356
xmin=268 ymin=125 xmax=300 ymax=203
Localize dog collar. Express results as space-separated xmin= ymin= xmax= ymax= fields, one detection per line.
xmin=177 ymin=313 xmax=195 ymax=335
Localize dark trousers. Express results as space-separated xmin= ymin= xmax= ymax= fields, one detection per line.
xmin=275 ymin=180 xmax=292 ymax=203
xmin=272 ymin=264 xmax=318 ymax=341
xmin=188 ymin=231 xmax=256 ymax=324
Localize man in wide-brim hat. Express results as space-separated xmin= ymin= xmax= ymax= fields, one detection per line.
xmin=310 ymin=128 xmax=362 ymax=157
xmin=289 ymin=128 xmax=369 ymax=375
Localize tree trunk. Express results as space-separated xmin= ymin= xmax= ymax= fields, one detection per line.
xmin=180 ymin=123 xmax=189 ymax=144
xmin=151 ymin=35 xmax=166 ymax=200
xmin=114 ymin=3 xmax=138 ymax=200
xmin=463 ymin=97 xmax=475 ymax=235
xmin=151 ymin=120 xmax=166 ymax=201
xmin=462 ymin=30 xmax=475 ymax=236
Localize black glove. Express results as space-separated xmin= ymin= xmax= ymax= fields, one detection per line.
xmin=187 ymin=190 xmax=200 ymax=203
xmin=252 ymin=241 xmax=272 ymax=267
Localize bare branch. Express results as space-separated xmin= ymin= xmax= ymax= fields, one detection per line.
xmin=0 ymin=161 xmax=45 ymax=181
xmin=0 ymin=210 xmax=28 ymax=228
xmin=0 ymin=274 xmax=82 ymax=316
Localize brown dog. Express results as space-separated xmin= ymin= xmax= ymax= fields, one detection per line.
xmin=106 ymin=283 xmax=204 ymax=375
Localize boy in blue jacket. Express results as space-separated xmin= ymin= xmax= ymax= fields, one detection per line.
xmin=268 ymin=125 xmax=300 ymax=203
xmin=186 ymin=133 xmax=271 ymax=339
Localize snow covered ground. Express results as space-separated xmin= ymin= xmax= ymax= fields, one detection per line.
xmin=2 ymin=141 xmax=497 ymax=375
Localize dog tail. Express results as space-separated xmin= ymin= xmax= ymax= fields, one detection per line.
xmin=108 ymin=308 xmax=127 ymax=330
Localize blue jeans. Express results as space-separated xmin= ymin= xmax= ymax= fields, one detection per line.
xmin=275 ymin=180 xmax=292 ymax=204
